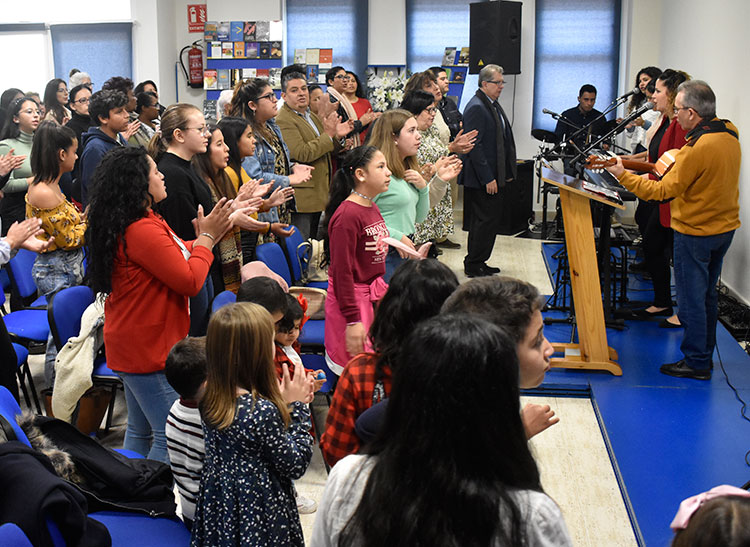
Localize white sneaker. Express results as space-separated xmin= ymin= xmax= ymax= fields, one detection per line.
xmin=296 ymin=493 xmax=318 ymax=514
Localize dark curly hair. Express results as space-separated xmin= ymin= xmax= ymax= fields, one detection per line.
xmin=86 ymin=147 xmax=152 ymax=295
xmin=369 ymin=259 xmax=458 ymax=384
xmin=101 ymin=76 xmax=134 ymax=95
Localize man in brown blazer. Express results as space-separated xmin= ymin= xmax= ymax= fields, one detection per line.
xmin=276 ymin=71 xmax=352 ymax=240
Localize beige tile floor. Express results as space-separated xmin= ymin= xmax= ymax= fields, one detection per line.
xmin=13 ymin=221 xmax=638 ymax=546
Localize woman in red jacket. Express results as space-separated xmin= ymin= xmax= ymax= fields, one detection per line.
xmin=86 ymin=147 xmax=231 ymax=462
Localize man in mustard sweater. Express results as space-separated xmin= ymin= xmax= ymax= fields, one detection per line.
xmin=607 ymin=80 xmax=741 ymax=380
xmin=276 ymin=71 xmax=350 ymax=240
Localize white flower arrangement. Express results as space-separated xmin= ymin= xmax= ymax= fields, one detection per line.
xmin=366 ymin=68 xmax=409 ymax=112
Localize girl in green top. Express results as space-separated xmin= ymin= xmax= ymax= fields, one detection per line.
xmin=0 ymin=97 xmax=40 ymax=234
xmin=369 ymin=109 xmax=461 ymax=281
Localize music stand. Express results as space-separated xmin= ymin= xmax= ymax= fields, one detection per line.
xmin=541 ymin=163 xmax=624 ymax=376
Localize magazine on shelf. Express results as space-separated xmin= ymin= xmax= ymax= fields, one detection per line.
xmin=221 ymin=42 xmax=234 ymax=59
xmin=204 ymin=21 xmax=217 ymax=42
xmin=457 ymin=47 xmax=470 ymax=65
xmin=442 ymin=47 xmax=457 ymax=66
xmin=319 ymin=48 xmax=333 ymax=69
xmin=255 ymin=21 xmax=270 ymax=41
xmin=203 ymin=69 xmax=218 ymax=90
xmin=217 ymin=21 xmax=230 ymax=41
xmin=243 ymin=21 xmax=256 ymax=41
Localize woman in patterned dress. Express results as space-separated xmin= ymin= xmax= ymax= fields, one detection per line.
xmin=191 ymin=302 xmax=314 ymax=546
xmin=25 ymin=121 xmax=86 ymax=386
xmin=401 ymin=90 xmax=455 ymax=249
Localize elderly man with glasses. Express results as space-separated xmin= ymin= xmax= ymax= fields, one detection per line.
xmin=459 ymin=64 xmax=517 ymax=278
xmin=606 ymin=80 xmax=741 ymax=380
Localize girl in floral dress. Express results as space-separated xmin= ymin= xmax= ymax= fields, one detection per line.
xmin=191 ymin=302 xmax=314 ymax=546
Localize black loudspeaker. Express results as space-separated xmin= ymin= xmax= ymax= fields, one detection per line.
xmin=497 ymin=160 xmax=533 ymax=235
xmin=469 ymin=1 xmax=522 ymax=75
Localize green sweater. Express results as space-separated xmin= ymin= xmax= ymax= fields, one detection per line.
xmin=0 ymin=131 xmax=34 ymax=194
xmin=372 ymin=174 xmax=430 ymax=241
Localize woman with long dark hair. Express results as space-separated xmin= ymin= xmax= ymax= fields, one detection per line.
xmin=623 ymin=66 xmax=662 ymax=158
xmin=631 ymin=69 xmax=690 ymax=328
xmin=86 ymin=146 xmax=232 ymax=461
xmin=26 ymin=121 xmax=86 ymax=386
xmin=0 ymin=97 xmax=41 ymax=235
xmin=217 ymin=116 xmax=295 ymax=261
xmin=320 ymin=258 xmax=458 ymax=466
xmin=229 ymin=78 xmax=311 ymax=242
xmin=43 ymin=78 xmax=71 ymax=125
xmin=312 ymin=314 xmax=572 ymax=546
xmin=322 ymin=146 xmax=391 ymax=375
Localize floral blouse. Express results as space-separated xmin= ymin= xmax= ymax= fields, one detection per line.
xmin=25 ymin=196 xmax=86 ymax=252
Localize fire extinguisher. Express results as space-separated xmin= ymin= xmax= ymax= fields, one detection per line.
xmin=180 ymin=41 xmax=204 ymax=89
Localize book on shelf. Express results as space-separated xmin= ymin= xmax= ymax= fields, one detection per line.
xmin=255 ymin=20 xmax=270 ymax=41
xmin=318 ymin=72 xmax=326 ymax=84
xmin=306 ymin=65 xmax=319 ymax=83
xmin=204 ymin=21 xmax=217 ymax=42
xmin=245 ymin=42 xmax=259 ymax=59
xmin=269 ymin=68 xmax=282 ymax=89
xmin=270 ymin=41 xmax=282 ymax=59
xmin=242 ymin=68 xmax=257 ymax=79
xmin=217 ymin=21 xmax=230 ymax=41
xmin=208 ymin=41 xmax=222 ymax=59
xmin=217 ymin=69 xmax=231 ymax=90
xmin=294 ymin=49 xmax=306 ymax=64
xmin=306 ymin=48 xmax=320 ymax=65
xmin=444 ymin=67 xmax=452 ymax=80
xmin=258 ymin=42 xmax=271 ymax=59
xmin=450 ymin=66 xmax=467 ymax=82
xmin=230 ymin=21 xmax=244 ymax=42
xmin=203 ymin=69 xmax=218 ymax=90
xmin=233 ymin=42 xmax=245 ymax=58
xmin=243 ymin=21 xmax=256 ymax=41
xmin=221 ymin=42 xmax=234 ymax=59
xmin=203 ymin=100 xmax=217 ymax=120
xmin=256 ymin=68 xmax=270 ymax=79
xmin=231 ymin=69 xmax=242 ymax=88
xmin=457 ymin=47 xmax=470 ymax=65
xmin=269 ymin=20 xmax=283 ymax=41
xmin=319 ymin=48 xmax=333 ymax=69
xmin=442 ymin=47 xmax=457 ymax=66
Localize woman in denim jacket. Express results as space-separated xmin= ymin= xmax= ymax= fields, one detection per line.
xmin=229 ymin=78 xmax=312 ymax=242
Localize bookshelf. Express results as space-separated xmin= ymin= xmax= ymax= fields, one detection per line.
xmin=441 ymin=47 xmax=469 ymax=107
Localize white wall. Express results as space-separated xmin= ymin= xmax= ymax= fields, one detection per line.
xmin=645 ymin=0 xmax=750 ymax=302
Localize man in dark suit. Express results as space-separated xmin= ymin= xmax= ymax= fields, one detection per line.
xmin=276 ymin=72 xmax=350 ymax=240
xmin=460 ymin=64 xmax=517 ymax=277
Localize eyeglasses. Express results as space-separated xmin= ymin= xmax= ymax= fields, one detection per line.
xmin=256 ymin=92 xmax=277 ymax=102
xmin=185 ymin=125 xmax=210 ymax=135
xmin=673 ymin=106 xmax=691 ymax=115
xmin=20 ymin=109 xmax=41 ymax=116
xmin=72 ymin=97 xmax=90 ymax=105
xmin=486 ymin=80 xmax=505 ymax=86
xmin=334 ymin=74 xmax=352 ymax=82
xmin=425 ymin=107 xmax=438 ymax=115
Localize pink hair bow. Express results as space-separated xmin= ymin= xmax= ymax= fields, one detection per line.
xmin=670 ymin=484 xmax=750 ymax=530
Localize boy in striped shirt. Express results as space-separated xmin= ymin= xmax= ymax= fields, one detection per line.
xmin=164 ymin=337 xmax=207 ymax=530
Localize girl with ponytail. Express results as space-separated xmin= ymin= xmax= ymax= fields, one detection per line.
xmin=323 ymin=145 xmax=391 ymax=375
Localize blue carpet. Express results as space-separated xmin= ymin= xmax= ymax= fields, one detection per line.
xmin=535 ymin=241 xmax=750 ymax=546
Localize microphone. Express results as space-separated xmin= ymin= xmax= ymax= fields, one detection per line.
xmin=542 ymin=108 xmax=561 ymax=119
xmin=616 ymin=86 xmax=641 ymax=101
xmin=609 ymin=101 xmax=654 ymax=138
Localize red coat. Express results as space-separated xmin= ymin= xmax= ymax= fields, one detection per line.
xmin=104 ymin=211 xmax=213 ymax=374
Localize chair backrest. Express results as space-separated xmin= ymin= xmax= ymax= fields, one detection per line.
xmin=47 ymin=286 xmax=95 ymax=352
xmin=212 ymin=290 xmax=237 ymax=314
xmin=7 ymin=249 xmax=39 ymax=300
xmin=281 ymin=227 xmax=310 ymax=284
xmin=0 ymin=523 xmax=34 ymax=546
xmin=0 ymin=386 xmax=31 ymax=446
xmin=255 ymin=243 xmax=293 ymax=285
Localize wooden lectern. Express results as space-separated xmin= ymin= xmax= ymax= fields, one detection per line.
xmin=541 ymin=164 xmax=624 ymax=376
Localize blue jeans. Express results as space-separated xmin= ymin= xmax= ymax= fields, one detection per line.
xmin=384 ymin=247 xmax=407 ymax=283
xmin=189 ymin=275 xmax=214 ymax=336
xmin=117 ymin=371 xmax=178 ymax=463
xmin=673 ymin=230 xmax=734 ymax=370
xmin=32 ymin=248 xmax=85 ymax=388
